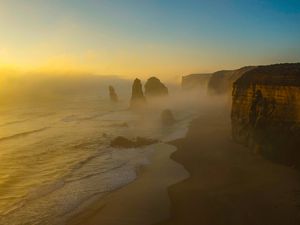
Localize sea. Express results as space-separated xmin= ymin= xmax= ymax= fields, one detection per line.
xmin=0 ymin=77 xmax=200 ymax=225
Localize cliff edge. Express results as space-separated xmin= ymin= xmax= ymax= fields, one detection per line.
xmin=208 ymin=66 xmax=255 ymax=95
xmin=181 ymin=73 xmax=211 ymax=91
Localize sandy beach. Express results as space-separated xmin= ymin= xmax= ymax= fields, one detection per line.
xmin=67 ymin=109 xmax=300 ymax=225
xmin=158 ymin=112 xmax=300 ymax=225
xmin=67 ymin=143 xmax=189 ymax=225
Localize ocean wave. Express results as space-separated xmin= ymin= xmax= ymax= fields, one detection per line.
xmin=61 ymin=112 xmax=113 ymax=123
xmin=0 ymin=147 xmax=142 ymax=225
xmin=0 ymin=119 xmax=29 ymax=127
xmin=0 ymin=147 xmax=109 ymax=216
xmin=61 ymin=109 xmax=129 ymax=123
xmin=65 ymin=161 xmax=129 ymax=183
xmin=0 ymin=102 xmax=196 ymax=225
xmin=0 ymin=127 xmax=50 ymax=142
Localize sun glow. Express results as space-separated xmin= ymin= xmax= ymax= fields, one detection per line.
xmin=0 ymin=0 xmax=299 ymax=79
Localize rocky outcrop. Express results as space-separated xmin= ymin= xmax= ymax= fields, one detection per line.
xmin=130 ymin=78 xmax=146 ymax=109
xmin=144 ymin=77 xmax=168 ymax=98
xmin=231 ymin=63 xmax=300 ymax=166
xmin=110 ymin=136 xmax=158 ymax=148
xmin=161 ymin=109 xmax=176 ymax=125
xmin=208 ymin=66 xmax=255 ymax=95
xmin=181 ymin=73 xmax=211 ymax=91
xmin=108 ymin=85 xmax=118 ymax=102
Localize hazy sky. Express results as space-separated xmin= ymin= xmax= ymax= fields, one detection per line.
xmin=0 ymin=0 xmax=299 ymax=78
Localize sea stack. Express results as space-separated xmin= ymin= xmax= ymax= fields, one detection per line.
xmin=130 ymin=78 xmax=146 ymax=109
xmin=144 ymin=77 xmax=168 ymax=98
xmin=108 ymin=85 xmax=118 ymax=102
xmin=161 ymin=109 xmax=176 ymax=125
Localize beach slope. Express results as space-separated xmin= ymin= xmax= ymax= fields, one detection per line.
xmin=157 ymin=113 xmax=300 ymax=225
xmin=67 ymin=143 xmax=188 ymax=225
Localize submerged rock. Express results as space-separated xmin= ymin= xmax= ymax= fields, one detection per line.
xmin=144 ymin=77 xmax=168 ymax=98
xmin=130 ymin=78 xmax=146 ymax=109
xmin=109 ymin=85 xmax=118 ymax=102
xmin=110 ymin=136 xmax=158 ymax=148
xmin=161 ymin=109 xmax=176 ymax=125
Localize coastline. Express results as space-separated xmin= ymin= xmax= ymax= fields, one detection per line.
xmin=66 ymin=142 xmax=189 ymax=225
xmin=66 ymin=110 xmax=300 ymax=225
xmin=157 ymin=113 xmax=300 ymax=225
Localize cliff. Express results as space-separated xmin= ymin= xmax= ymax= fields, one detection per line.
xmin=231 ymin=63 xmax=300 ymax=166
xmin=144 ymin=77 xmax=168 ymax=97
xmin=181 ymin=73 xmax=211 ymax=91
xmin=208 ymin=66 xmax=255 ymax=95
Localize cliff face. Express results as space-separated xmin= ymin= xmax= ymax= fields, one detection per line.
xmin=231 ymin=63 xmax=300 ymax=166
xmin=181 ymin=74 xmax=211 ymax=91
xmin=144 ymin=77 xmax=168 ymax=97
xmin=208 ymin=67 xmax=255 ymax=95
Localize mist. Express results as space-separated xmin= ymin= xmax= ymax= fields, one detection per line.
xmin=0 ymin=72 xmax=229 ymax=116
xmin=0 ymin=74 xmax=133 ymax=107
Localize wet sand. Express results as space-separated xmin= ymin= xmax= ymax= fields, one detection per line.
xmin=157 ymin=112 xmax=300 ymax=225
xmin=67 ymin=143 xmax=188 ymax=225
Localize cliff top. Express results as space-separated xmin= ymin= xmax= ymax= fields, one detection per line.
xmin=235 ymin=63 xmax=300 ymax=86
xmin=207 ymin=66 xmax=256 ymax=94
xmin=182 ymin=73 xmax=211 ymax=79
xmin=210 ymin=66 xmax=256 ymax=80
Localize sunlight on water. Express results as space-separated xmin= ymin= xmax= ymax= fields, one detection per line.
xmin=0 ymin=85 xmax=201 ymax=225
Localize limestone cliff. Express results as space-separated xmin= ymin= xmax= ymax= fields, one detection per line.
xmin=181 ymin=73 xmax=211 ymax=91
xmin=231 ymin=63 xmax=300 ymax=166
xmin=144 ymin=77 xmax=168 ymax=98
xmin=208 ymin=66 xmax=255 ymax=95
xmin=130 ymin=78 xmax=146 ymax=109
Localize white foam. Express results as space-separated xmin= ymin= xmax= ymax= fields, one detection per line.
xmin=0 ymin=89 xmax=201 ymax=225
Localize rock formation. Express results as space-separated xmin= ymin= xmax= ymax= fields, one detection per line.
xmin=144 ymin=77 xmax=168 ymax=98
xmin=181 ymin=73 xmax=211 ymax=91
xmin=161 ymin=109 xmax=176 ymax=125
xmin=207 ymin=66 xmax=255 ymax=95
xmin=231 ymin=63 xmax=300 ymax=166
xmin=110 ymin=136 xmax=158 ymax=148
xmin=108 ymin=85 xmax=118 ymax=102
xmin=130 ymin=78 xmax=146 ymax=109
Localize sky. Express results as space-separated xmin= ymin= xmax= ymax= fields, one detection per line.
xmin=0 ymin=0 xmax=299 ymax=79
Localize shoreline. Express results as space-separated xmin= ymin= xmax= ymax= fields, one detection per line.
xmin=66 ymin=142 xmax=189 ymax=225
xmin=66 ymin=110 xmax=300 ymax=225
xmin=157 ymin=114 xmax=300 ymax=225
